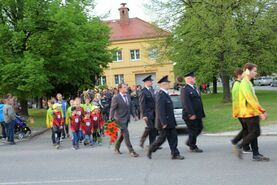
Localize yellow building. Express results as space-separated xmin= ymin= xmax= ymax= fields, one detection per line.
xmin=101 ymin=3 xmax=174 ymax=88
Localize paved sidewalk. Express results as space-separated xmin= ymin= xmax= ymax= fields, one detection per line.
xmin=203 ymin=124 xmax=277 ymax=137
xmin=0 ymin=127 xmax=49 ymax=146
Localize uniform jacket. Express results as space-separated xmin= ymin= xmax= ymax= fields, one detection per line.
xmin=70 ymin=114 xmax=82 ymax=132
xmin=155 ymin=90 xmax=177 ymax=130
xmin=81 ymin=118 xmax=93 ymax=135
xmin=139 ymin=87 xmax=155 ymax=123
xmin=181 ymin=85 xmax=205 ymax=121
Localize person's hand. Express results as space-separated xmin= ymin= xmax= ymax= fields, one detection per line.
xmin=143 ymin=117 xmax=148 ymax=123
xmin=260 ymin=112 xmax=268 ymax=121
xmin=189 ymin=115 xmax=196 ymax=120
xmin=162 ymin=124 xmax=167 ymax=129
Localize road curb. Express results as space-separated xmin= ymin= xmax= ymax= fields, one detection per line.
xmin=28 ymin=128 xmax=49 ymax=140
xmin=203 ymin=133 xmax=277 ymax=137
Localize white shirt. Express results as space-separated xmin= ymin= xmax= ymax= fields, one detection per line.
xmin=187 ymin=83 xmax=199 ymax=94
xmin=160 ymin=88 xmax=169 ymax=94
xmin=120 ymin=92 xmax=128 ymax=104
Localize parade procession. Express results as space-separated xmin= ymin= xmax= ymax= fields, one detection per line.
xmin=0 ymin=1 xmax=276 ymax=185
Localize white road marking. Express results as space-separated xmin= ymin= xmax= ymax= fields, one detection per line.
xmin=0 ymin=178 xmax=123 ymax=185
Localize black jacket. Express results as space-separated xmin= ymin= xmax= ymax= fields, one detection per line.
xmin=139 ymin=87 xmax=155 ymax=121
xmin=155 ymin=90 xmax=176 ymax=130
xmin=180 ymin=85 xmax=205 ymax=121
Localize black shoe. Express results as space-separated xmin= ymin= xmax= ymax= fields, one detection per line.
xmin=253 ymin=154 xmax=270 ymax=162
xmin=157 ymin=146 xmax=163 ymax=150
xmin=233 ymin=144 xmax=243 ymax=159
xmin=171 ymin=155 xmax=185 ymax=160
xmin=62 ymin=136 xmax=65 ymax=139
xmin=9 ymin=141 xmax=16 ymax=145
xmin=139 ymin=142 xmax=144 ymax=148
xmin=190 ymin=148 xmax=203 ymax=153
xmin=147 ymin=148 xmax=152 ymax=159
xmin=114 ymin=148 xmax=122 ymax=154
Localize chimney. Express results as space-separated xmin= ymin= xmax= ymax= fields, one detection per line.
xmin=118 ymin=3 xmax=129 ymax=25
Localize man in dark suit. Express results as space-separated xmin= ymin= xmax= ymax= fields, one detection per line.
xmin=180 ymin=72 xmax=205 ymax=153
xmin=109 ymin=83 xmax=139 ymax=157
xmin=139 ymin=75 xmax=157 ymax=148
xmin=147 ymin=76 xmax=184 ymax=160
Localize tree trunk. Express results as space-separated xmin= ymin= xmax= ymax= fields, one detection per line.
xmin=212 ymin=76 xmax=217 ymax=94
xmin=19 ymin=99 xmax=29 ymax=116
xmin=221 ymin=74 xmax=231 ymax=103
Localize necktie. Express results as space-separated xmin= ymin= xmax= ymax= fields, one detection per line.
xmin=123 ymin=95 xmax=128 ymax=105
xmin=193 ymin=85 xmax=199 ymax=95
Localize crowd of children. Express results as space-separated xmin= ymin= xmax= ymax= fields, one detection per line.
xmin=46 ymin=97 xmax=105 ymax=150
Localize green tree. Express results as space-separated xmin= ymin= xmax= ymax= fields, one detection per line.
xmin=0 ymin=0 xmax=112 ymax=115
xmin=147 ymin=0 xmax=277 ymax=102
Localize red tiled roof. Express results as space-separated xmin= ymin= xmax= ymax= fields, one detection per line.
xmin=105 ymin=17 xmax=170 ymax=41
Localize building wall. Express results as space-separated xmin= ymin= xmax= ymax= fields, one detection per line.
xmin=102 ymin=38 xmax=174 ymax=88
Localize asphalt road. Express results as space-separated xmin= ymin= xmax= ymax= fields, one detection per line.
xmin=0 ymin=121 xmax=277 ymax=185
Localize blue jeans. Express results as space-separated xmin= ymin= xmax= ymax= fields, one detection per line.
xmin=84 ymin=134 xmax=94 ymax=145
xmin=72 ymin=132 xmax=79 ymax=146
xmin=8 ymin=120 xmax=16 ymax=142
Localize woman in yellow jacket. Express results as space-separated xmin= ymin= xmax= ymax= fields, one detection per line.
xmin=234 ymin=63 xmax=269 ymax=162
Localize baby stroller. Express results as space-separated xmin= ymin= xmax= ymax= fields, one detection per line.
xmin=14 ymin=114 xmax=32 ymax=140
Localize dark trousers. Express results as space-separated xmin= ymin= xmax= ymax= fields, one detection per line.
xmin=149 ymin=128 xmax=180 ymax=156
xmin=115 ymin=123 xmax=134 ymax=153
xmin=51 ymin=128 xmax=55 ymax=144
xmin=53 ymin=126 xmax=62 ymax=145
xmin=140 ymin=127 xmax=157 ymax=145
xmin=140 ymin=118 xmax=157 ymax=145
xmin=1 ymin=122 xmax=7 ymax=139
xmin=239 ymin=116 xmax=260 ymax=156
xmin=186 ymin=119 xmax=203 ymax=150
xmin=7 ymin=120 xmax=16 ymax=142
xmin=62 ymin=120 xmax=69 ymax=137
xmin=232 ymin=118 xmax=250 ymax=151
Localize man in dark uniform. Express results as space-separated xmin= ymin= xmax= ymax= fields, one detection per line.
xmin=147 ymin=76 xmax=184 ymax=160
xmin=181 ymin=72 xmax=205 ymax=153
xmin=139 ymin=75 xmax=157 ymax=148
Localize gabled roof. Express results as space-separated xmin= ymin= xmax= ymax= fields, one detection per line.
xmin=106 ymin=17 xmax=170 ymax=42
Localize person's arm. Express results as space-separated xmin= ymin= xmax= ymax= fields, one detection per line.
xmin=156 ymin=94 xmax=167 ymax=127
xmin=109 ymin=96 xmax=118 ymax=120
xmin=241 ymin=80 xmax=265 ymax=114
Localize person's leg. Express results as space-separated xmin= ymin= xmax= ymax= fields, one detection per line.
xmin=51 ymin=128 xmax=56 ymax=144
xmin=8 ymin=120 xmax=15 ymax=143
xmin=186 ymin=120 xmax=197 ymax=149
xmin=121 ymin=128 xmax=134 ymax=153
xmin=240 ymin=118 xmax=251 ymax=151
xmin=1 ymin=123 xmax=7 ymax=139
xmin=140 ymin=127 xmax=150 ymax=147
xmin=115 ymin=132 xmax=124 ymax=150
xmin=194 ymin=119 xmax=203 ymax=148
xmin=149 ymin=128 xmax=157 ymax=145
xmin=149 ymin=129 xmax=167 ymax=153
xmin=166 ymin=128 xmax=180 ymax=157
xmin=239 ymin=117 xmax=260 ymax=155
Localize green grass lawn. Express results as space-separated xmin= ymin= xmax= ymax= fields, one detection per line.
xmin=28 ymin=90 xmax=277 ymax=132
xmin=202 ymin=90 xmax=277 ymax=133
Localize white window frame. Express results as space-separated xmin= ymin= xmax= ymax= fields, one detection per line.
xmin=130 ymin=49 xmax=140 ymax=61
xmin=114 ymin=74 xmax=124 ymax=85
xmin=114 ymin=50 xmax=123 ymax=62
xmin=100 ymin=76 xmax=107 ymax=85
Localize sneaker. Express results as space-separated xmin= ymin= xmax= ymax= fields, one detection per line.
xmin=56 ymin=144 xmax=60 ymax=149
xmin=233 ymin=144 xmax=243 ymax=159
xmin=253 ymin=154 xmax=270 ymax=162
xmin=242 ymin=149 xmax=252 ymax=154
xmin=59 ymin=138 xmax=63 ymax=142
xmin=72 ymin=146 xmax=77 ymax=150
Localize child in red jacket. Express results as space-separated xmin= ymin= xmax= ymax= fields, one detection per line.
xmin=70 ymin=107 xmax=82 ymax=150
xmin=52 ymin=104 xmax=64 ymax=149
xmin=82 ymin=112 xmax=94 ymax=146
xmin=91 ymin=107 xmax=105 ymax=145
xmin=75 ymin=98 xmax=84 ymax=142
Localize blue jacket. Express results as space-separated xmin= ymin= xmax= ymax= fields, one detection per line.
xmin=0 ymin=104 xmax=4 ymax=123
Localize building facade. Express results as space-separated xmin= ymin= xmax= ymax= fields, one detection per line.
xmin=101 ymin=3 xmax=174 ymax=88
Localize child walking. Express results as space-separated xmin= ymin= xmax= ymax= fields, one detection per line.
xmin=52 ymin=104 xmax=64 ymax=149
xmin=82 ymin=112 xmax=94 ymax=146
xmin=91 ymin=107 xmax=105 ymax=145
xmin=70 ymin=107 xmax=82 ymax=150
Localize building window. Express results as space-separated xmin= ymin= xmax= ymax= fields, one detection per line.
xmin=113 ymin=50 xmax=123 ymax=62
xmin=148 ymin=48 xmax=159 ymax=59
xmin=114 ymin=74 xmax=124 ymax=85
xmin=130 ymin=49 xmax=140 ymax=61
xmin=100 ymin=76 xmax=106 ymax=85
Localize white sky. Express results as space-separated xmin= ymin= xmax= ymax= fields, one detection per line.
xmin=93 ymin=0 xmax=151 ymax=21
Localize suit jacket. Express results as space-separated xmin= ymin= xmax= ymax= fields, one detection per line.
xmin=181 ymin=85 xmax=205 ymax=121
xmin=109 ymin=93 xmax=131 ymax=129
xmin=155 ymin=90 xmax=176 ymax=130
xmin=139 ymin=87 xmax=155 ymax=128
